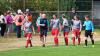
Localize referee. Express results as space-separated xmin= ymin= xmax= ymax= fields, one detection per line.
xmin=83 ymin=15 xmax=94 ymax=47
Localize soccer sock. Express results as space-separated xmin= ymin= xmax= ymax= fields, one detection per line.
xmin=26 ymin=40 xmax=29 ymax=47
xmin=54 ymin=37 xmax=59 ymax=45
xmin=78 ymin=37 xmax=81 ymax=45
xmin=85 ymin=40 xmax=87 ymax=46
xmin=91 ymin=40 xmax=94 ymax=45
xmin=64 ymin=37 xmax=68 ymax=45
xmin=29 ymin=40 xmax=32 ymax=46
xmin=72 ymin=37 xmax=75 ymax=45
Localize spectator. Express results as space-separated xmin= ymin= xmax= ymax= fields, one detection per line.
xmin=0 ymin=14 xmax=7 ymax=37
xmin=13 ymin=9 xmax=24 ymax=38
xmin=6 ymin=11 xmax=13 ymax=34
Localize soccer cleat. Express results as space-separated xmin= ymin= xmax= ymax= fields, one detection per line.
xmin=30 ymin=45 xmax=33 ymax=47
xmin=92 ymin=45 xmax=94 ymax=48
xmin=42 ymin=44 xmax=45 ymax=47
xmin=83 ymin=46 xmax=87 ymax=48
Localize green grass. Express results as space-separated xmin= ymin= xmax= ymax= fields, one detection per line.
xmin=0 ymin=41 xmax=100 ymax=56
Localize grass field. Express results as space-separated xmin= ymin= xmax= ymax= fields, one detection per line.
xmin=0 ymin=41 xmax=100 ymax=56
xmin=0 ymin=29 xmax=100 ymax=56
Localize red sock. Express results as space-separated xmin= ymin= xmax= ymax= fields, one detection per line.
xmin=64 ymin=37 xmax=68 ymax=45
xmin=54 ymin=37 xmax=59 ymax=45
xmin=78 ymin=38 xmax=81 ymax=45
xmin=29 ymin=40 xmax=32 ymax=46
xmin=26 ymin=40 xmax=29 ymax=47
xmin=72 ymin=37 xmax=75 ymax=45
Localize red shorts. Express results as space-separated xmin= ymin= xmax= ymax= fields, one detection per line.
xmin=37 ymin=26 xmax=40 ymax=32
xmin=72 ymin=29 xmax=80 ymax=36
xmin=63 ymin=32 xmax=69 ymax=37
xmin=25 ymin=33 xmax=32 ymax=38
xmin=51 ymin=28 xmax=59 ymax=36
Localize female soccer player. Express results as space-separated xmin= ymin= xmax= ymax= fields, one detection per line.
xmin=24 ymin=18 xmax=35 ymax=48
xmin=83 ymin=15 xmax=94 ymax=47
xmin=51 ymin=15 xmax=61 ymax=46
xmin=71 ymin=15 xmax=82 ymax=45
xmin=39 ymin=14 xmax=49 ymax=47
xmin=62 ymin=15 xmax=70 ymax=46
xmin=36 ymin=12 xmax=43 ymax=33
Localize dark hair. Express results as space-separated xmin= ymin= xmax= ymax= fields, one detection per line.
xmin=74 ymin=15 xmax=80 ymax=20
xmin=7 ymin=10 xmax=11 ymax=14
xmin=85 ymin=15 xmax=89 ymax=18
xmin=62 ymin=15 xmax=66 ymax=18
xmin=53 ymin=14 xmax=57 ymax=17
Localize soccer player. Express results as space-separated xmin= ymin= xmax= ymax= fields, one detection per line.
xmin=24 ymin=18 xmax=35 ymax=48
xmin=71 ymin=15 xmax=82 ymax=45
xmin=39 ymin=14 xmax=49 ymax=47
xmin=83 ymin=15 xmax=94 ymax=47
xmin=36 ymin=12 xmax=43 ymax=33
xmin=62 ymin=15 xmax=70 ymax=46
xmin=51 ymin=15 xmax=61 ymax=46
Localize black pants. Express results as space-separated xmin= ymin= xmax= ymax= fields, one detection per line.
xmin=0 ymin=23 xmax=6 ymax=37
xmin=16 ymin=26 xmax=21 ymax=38
xmin=85 ymin=30 xmax=93 ymax=38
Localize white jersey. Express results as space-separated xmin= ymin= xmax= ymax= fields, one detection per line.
xmin=72 ymin=20 xmax=81 ymax=29
xmin=52 ymin=19 xmax=60 ymax=29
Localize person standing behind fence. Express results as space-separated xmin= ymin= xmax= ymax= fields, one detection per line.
xmin=13 ymin=9 xmax=24 ymax=38
xmin=0 ymin=14 xmax=7 ymax=37
xmin=6 ymin=11 xmax=13 ymax=35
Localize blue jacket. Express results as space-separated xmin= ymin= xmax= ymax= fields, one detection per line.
xmin=83 ymin=20 xmax=94 ymax=32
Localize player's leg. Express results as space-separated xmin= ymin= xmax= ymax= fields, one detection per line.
xmin=37 ymin=26 xmax=40 ymax=33
xmin=63 ymin=32 xmax=69 ymax=46
xmin=28 ymin=33 xmax=32 ymax=47
xmin=84 ymin=30 xmax=88 ymax=46
xmin=40 ymin=34 xmax=44 ymax=47
xmin=42 ymin=30 xmax=47 ymax=47
xmin=77 ymin=29 xmax=81 ymax=45
xmin=42 ymin=35 xmax=46 ymax=47
xmin=72 ymin=29 xmax=76 ymax=45
xmin=54 ymin=29 xmax=59 ymax=46
xmin=90 ymin=32 xmax=94 ymax=47
xmin=25 ymin=33 xmax=29 ymax=48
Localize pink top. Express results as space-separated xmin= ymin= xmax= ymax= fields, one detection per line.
xmin=13 ymin=15 xmax=24 ymax=26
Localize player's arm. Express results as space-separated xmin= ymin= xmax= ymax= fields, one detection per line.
xmin=80 ymin=20 xmax=82 ymax=32
xmin=32 ymin=26 xmax=35 ymax=34
xmin=91 ymin=21 xmax=94 ymax=33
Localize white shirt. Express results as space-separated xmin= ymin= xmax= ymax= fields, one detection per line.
xmin=0 ymin=15 xmax=7 ymax=24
